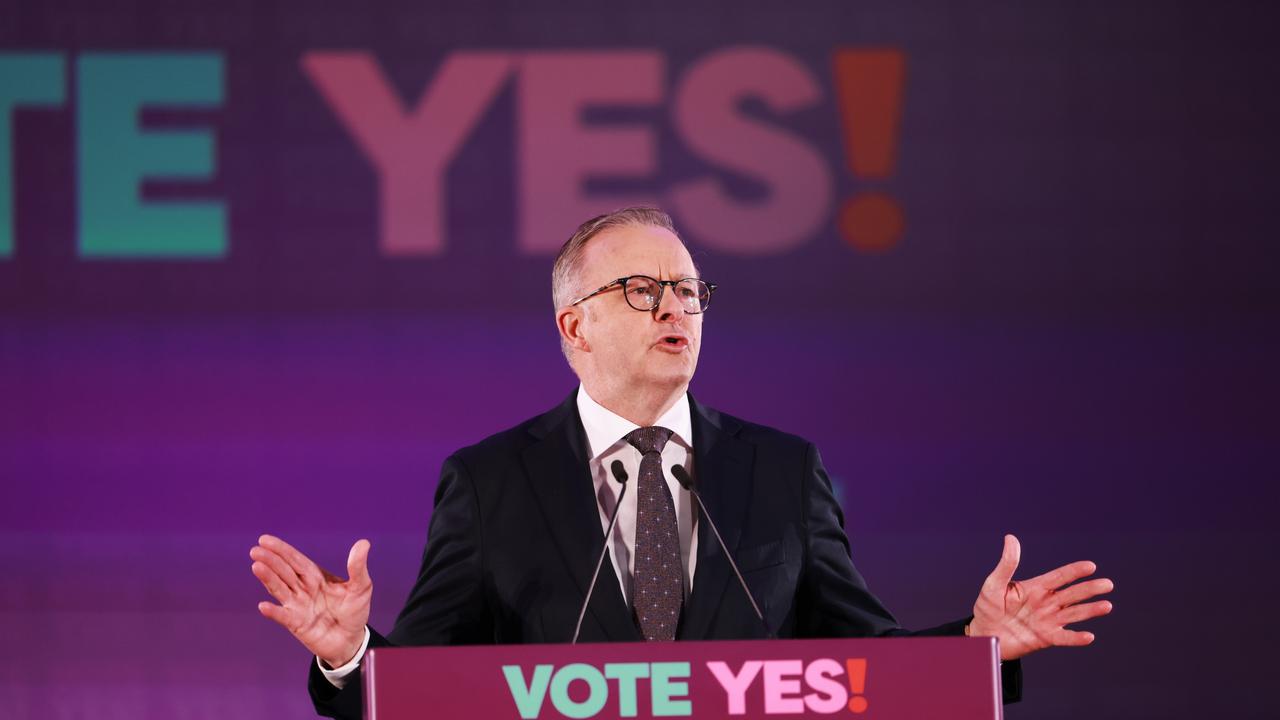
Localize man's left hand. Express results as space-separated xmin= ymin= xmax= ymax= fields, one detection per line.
xmin=968 ymin=534 xmax=1114 ymax=660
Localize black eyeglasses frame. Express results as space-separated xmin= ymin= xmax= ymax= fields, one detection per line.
xmin=567 ymin=275 xmax=718 ymax=314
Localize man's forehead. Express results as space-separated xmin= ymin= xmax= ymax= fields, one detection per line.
xmin=581 ymin=224 xmax=697 ymax=278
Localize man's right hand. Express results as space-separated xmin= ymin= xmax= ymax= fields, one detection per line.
xmin=250 ymin=534 xmax=373 ymax=669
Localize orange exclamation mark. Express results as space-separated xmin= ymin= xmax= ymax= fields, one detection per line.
xmin=845 ymin=658 xmax=868 ymax=713
xmin=831 ymin=49 xmax=906 ymax=253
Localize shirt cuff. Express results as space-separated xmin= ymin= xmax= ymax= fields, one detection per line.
xmin=316 ymin=627 xmax=372 ymax=689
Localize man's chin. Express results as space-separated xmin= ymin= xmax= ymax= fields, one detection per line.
xmin=644 ymin=358 xmax=698 ymax=389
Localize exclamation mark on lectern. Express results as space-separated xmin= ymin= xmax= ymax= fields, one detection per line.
xmin=832 ymin=48 xmax=906 ymax=253
xmin=846 ymin=658 xmax=869 ymax=713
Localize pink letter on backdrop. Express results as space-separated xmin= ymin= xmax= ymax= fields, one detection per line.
xmin=301 ymin=51 xmax=514 ymax=255
xmin=762 ymin=660 xmax=805 ymax=714
xmin=802 ymin=658 xmax=849 ymax=713
xmin=668 ymin=47 xmax=831 ymax=255
xmin=706 ymin=660 xmax=762 ymax=715
xmin=517 ymin=51 xmax=662 ymax=254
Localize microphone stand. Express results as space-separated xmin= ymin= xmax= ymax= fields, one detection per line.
xmin=671 ymin=464 xmax=775 ymax=639
xmin=571 ymin=460 xmax=629 ymax=644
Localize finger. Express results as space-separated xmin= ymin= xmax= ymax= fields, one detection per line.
xmin=1027 ymin=560 xmax=1097 ymax=591
xmin=257 ymin=600 xmax=299 ymax=630
xmin=346 ymin=539 xmax=372 ymax=589
xmin=1057 ymin=599 xmax=1113 ymax=625
xmin=251 ymin=560 xmax=295 ymax=605
xmin=1055 ymin=577 xmax=1115 ymax=607
xmin=258 ymin=534 xmax=324 ymax=589
xmin=250 ymin=546 xmax=304 ymax=596
xmin=1048 ymin=627 xmax=1096 ymax=647
xmin=985 ymin=534 xmax=1021 ymax=591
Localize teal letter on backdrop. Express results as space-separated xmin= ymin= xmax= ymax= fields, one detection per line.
xmin=0 ymin=54 xmax=66 ymax=258
xmin=650 ymin=662 xmax=692 ymax=716
xmin=549 ymin=663 xmax=608 ymax=719
xmin=77 ymin=53 xmax=225 ymax=258
xmin=503 ymin=664 xmax=554 ymax=720
xmin=604 ymin=663 xmax=650 ymax=717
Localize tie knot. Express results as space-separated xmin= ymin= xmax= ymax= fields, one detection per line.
xmin=625 ymin=426 xmax=674 ymax=456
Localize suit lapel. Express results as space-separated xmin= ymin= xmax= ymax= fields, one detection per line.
xmin=678 ymin=395 xmax=754 ymax=640
xmin=521 ymin=391 xmax=640 ymax=642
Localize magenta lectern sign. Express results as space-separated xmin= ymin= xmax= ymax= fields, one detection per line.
xmin=364 ymin=637 xmax=1003 ymax=720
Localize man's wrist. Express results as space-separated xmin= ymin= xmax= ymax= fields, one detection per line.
xmin=317 ymin=627 xmax=372 ymax=686
xmin=321 ymin=635 xmax=365 ymax=669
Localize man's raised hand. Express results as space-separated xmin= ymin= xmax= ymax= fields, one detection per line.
xmin=968 ymin=534 xmax=1114 ymax=661
xmin=250 ymin=535 xmax=373 ymax=668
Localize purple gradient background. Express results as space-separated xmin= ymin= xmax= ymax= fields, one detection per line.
xmin=3 ymin=1 xmax=1279 ymax=718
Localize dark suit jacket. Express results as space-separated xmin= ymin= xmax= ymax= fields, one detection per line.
xmin=309 ymin=390 xmax=1021 ymax=718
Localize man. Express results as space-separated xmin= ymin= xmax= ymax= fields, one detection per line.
xmin=250 ymin=207 xmax=1114 ymax=720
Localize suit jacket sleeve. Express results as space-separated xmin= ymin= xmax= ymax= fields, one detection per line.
xmin=795 ymin=442 xmax=1022 ymax=703
xmin=307 ymin=455 xmax=493 ymax=720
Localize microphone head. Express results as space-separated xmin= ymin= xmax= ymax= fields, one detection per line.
xmin=670 ymin=464 xmax=694 ymax=490
xmin=609 ymin=460 xmax=629 ymax=485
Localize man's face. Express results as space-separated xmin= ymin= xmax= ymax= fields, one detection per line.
xmin=571 ymin=224 xmax=703 ymax=396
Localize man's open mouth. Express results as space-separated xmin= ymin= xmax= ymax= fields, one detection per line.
xmin=657 ymin=335 xmax=689 ymax=350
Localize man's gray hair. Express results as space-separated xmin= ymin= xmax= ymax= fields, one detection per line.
xmin=551 ymin=206 xmax=679 ymax=310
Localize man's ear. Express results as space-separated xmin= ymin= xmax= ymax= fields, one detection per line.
xmin=557 ymin=306 xmax=590 ymax=352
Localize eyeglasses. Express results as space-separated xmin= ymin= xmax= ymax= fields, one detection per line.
xmin=569 ymin=275 xmax=718 ymax=314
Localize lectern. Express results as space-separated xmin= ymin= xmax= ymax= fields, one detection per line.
xmin=364 ymin=637 xmax=1002 ymax=720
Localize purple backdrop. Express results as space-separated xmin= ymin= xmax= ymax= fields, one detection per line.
xmin=2 ymin=1 xmax=1278 ymax=718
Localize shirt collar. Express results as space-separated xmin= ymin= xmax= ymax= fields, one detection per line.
xmin=576 ymin=384 xmax=693 ymax=461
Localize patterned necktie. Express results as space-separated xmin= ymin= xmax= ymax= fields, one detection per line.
xmin=625 ymin=425 xmax=682 ymax=641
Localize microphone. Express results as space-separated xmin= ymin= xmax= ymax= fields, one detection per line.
xmin=671 ymin=464 xmax=775 ymax=639
xmin=572 ymin=460 xmax=629 ymax=644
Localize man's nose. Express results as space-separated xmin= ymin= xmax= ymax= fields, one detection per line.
xmin=652 ymin=285 xmax=683 ymax=321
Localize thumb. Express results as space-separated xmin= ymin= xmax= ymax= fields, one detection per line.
xmin=347 ymin=539 xmax=372 ymax=587
xmin=987 ymin=533 xmax=1021 ymax=590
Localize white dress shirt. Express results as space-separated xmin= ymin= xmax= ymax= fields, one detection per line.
xmin=322 ymin=386 xmax=699 ymax=687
